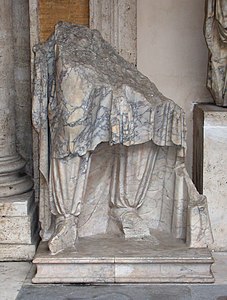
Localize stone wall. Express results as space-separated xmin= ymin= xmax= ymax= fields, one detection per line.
xmin=39 ymin=0 xmax=89 ymax=42
xmin=137 ymin=0 xmax=213 ymax=174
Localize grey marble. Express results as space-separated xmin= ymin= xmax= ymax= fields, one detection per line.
xmin=16 ymin=284 xmax=227 ymax=300
xmin=32 ymin=22 xmax=213 ymax=265
xmin=204 ymin=0 xmax=227 ymax=106
xmin=17 ymin=285 xmax=192 ymax=300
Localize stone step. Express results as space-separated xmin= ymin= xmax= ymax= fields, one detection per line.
xmin=0 ymin=243 xmax=38 ymax=261
xmin=32 ymin=239 xmax=214 ymax=284
xmin=0 ymin=191 xmax=33 ymax=217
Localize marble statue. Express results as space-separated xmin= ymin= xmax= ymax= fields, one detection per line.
xmin=204 ymin=0 xmax=227 ymax=106
xmin=33 ymin=22 xmax=213 ymax=255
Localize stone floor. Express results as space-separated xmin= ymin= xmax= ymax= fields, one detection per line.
xmin=0 ymin=252 xmax=226 ymax=300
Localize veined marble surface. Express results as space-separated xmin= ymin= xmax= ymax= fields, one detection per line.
xmin=32 ymin=239 xmax=214 ymax=283
xmin=0 ymin=253 xmax=226 ymax=299
xmin=204 ymin=0 xmax=227 ymax=106
xmin=32 ymin=22 xmax=212 ymax=257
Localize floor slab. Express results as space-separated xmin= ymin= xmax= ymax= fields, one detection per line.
xmin=16 ymin=283 xmax=227 ymax=300
xmin=32 ymin=239 xmax=214 ymax=283
xmin=0 ymin=262 xmax=31 ymax=300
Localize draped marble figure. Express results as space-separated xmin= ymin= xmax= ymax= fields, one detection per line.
xmin=205 ymin=0 xmax=227 ymax=106
xmin=33 ymin=22 xmax=213 ymax=255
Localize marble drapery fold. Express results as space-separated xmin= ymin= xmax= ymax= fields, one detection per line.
xmin=204 ymin=0 xmax=227 ymax=106
xmin=33 ymin=22 xmax=212 ymax=254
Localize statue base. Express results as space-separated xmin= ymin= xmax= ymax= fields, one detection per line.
xmin=32 ymin=235 xmax=214 ymax=283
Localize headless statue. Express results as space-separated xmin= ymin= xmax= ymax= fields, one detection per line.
xmin=33 ymin=22 xmax=213 ymax=254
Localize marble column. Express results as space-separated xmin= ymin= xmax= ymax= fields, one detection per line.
xmin=0 ymin=0 xmax=37 ymax=260
xmin=90 ymin=0 xmax=137 ymax=65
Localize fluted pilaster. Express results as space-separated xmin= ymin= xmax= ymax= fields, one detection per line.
xmin=0 ymin=0 xmax=33 ymax=196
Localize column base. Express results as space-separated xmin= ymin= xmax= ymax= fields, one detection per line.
xmin=0 ymin=191 xmax=39 ymax=261
xmin=0 ymin=155 xmax=33 ymax=197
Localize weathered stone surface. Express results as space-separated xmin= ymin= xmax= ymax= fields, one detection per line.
xmin=0 ymin=192 xmax=39 ymax=261
xmin=0 ymin=202 xmax=38 ymax=244
xmin=32 ymin=22 xmax=213 ymax=258
xmin=204 ymin=0 xmax=227 ymax=106
xmin=13 ymin=0 xmax=33 ymax=176
xmin=0 ymin=0 xmax=37 ymax=261
xmin=0 ymin=262 xmax=31 ymax=299
xmin=90 ymin=0 xmax=137 ymax=65
xmin=193 ymin=104 xmax=227 ymax=251
xmin=0 ymin=191 xmax=33 ymax=217
xmin=0 ymin=244 xmax=37 ymax=261
xmin=32 ymin=240 xmax=214 ymax=283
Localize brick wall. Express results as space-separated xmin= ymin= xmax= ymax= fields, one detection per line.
xmin=39 ymin=0 xmax=89 ymax=42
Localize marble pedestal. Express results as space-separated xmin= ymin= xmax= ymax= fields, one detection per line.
xmin=193 ymin=104 xmax=227 ymax=251
xmin=33 ymin=236 xmax=214 ymax=284
xmin=0 ymin=191 xmax=39 ymax=261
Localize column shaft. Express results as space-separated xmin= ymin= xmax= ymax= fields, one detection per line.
xmin=0 ymin=0 xmax=37 ymax=261
xmin=0 ymin=0 xmax=16 ymax=156
xmin=0 ymin=0 xmax=33 ymax=197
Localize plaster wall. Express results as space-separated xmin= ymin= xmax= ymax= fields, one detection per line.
xmin=137 ymin=0 xmax=212 ymax=173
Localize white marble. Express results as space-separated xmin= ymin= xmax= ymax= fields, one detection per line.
xmin=0 ymin=244 xmax=38 ymax=261
xmin=0 ymin=191 xmax=33 ymax=217
xmin=33 ymin=239 xmax=214 ymax=283
xmin=1 ymin=254 xmax=227 ymax=299
xmin=13 ymin=0 xmax=34 ymax=176
xmin=194 ymin=104 xmax=227 ymax=251
xmin=32 ymin=23 xmax=213 ymax=258
xmin=204 ymin=0 xmax=227 ymax=106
